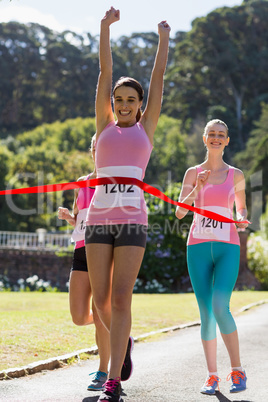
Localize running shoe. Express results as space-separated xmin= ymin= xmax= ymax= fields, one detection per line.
xmin=98 ymin=377 xmax=122 ymax=402
xmin=121 ymin=336 xmax=134 ymax=381
xmin=200 ymin=375 xmax=221 ymax=395
xmin=87 ymin=370 xmax=108 ymax=391
xmin=227 ymin=370 xmax=247 ymax=393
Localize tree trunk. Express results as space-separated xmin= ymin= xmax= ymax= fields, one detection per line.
xmin=228 ymin=77 xmax=245 ymax=149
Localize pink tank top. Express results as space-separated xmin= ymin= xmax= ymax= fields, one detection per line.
xmin=86 ymin=121 xmax=153 ymax=226
xmin=75 ymin=174 xmax=95 ymax=249
xmin=187 ymin=165 xmax=240 ymax=246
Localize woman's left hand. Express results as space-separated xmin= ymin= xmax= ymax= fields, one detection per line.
xmin=236 ymin=217 xmax=249 ymax=229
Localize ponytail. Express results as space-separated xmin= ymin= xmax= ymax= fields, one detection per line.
xmin=136 ymin=108 xmax=142 ymax=122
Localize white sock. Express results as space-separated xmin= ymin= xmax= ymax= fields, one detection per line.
xmin=232 ymin=366 xmax=243 ymax=372
xmin=208 ymin=371 xmax=218 ymax=377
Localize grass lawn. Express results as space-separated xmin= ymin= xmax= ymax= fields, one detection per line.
xmin=0 ymin=291 xmax=267 ymax=371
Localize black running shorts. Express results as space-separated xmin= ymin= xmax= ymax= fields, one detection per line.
xmin=71 ymin=246 xmax=88 ymax=272
xmin=85 ymin=224 xmax=147 ymax=248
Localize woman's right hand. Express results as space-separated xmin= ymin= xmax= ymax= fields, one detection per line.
xmin=58 ymin=207 xmax=71 ymax=221
xmin=102 ymin=7 xmax=120 ymax=26
xmin=196 ymin=170 xmax=211 ymax=190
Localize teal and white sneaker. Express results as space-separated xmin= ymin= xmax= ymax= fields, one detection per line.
xmin=87 ymin=370 xmax=108 ymax=391
xmin=200 ymin=375 xmax=221 ymax=395
xmin=227 ymin=370 xmax=247 ymax=393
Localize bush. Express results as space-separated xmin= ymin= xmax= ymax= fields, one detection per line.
xmin=0 ymin=274 xmax=58 ymax=292
xmin=137 ymin=183 xmax=192 ymax=293
xmin=0 ymin=274 xmax=11 ymax=291
xmin=247 ymin=233 xmax=268 ymax=290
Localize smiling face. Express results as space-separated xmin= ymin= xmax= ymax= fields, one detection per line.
xmin=113 ymin=85 xmax=143 ymax=127
xmin=203 ymin=122 xmax=229 ymax=153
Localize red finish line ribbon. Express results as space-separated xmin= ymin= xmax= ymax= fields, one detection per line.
xmin=0 ymin=177 xmax=250 ymax=224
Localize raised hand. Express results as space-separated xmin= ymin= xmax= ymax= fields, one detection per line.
xmin=58 ymin=207 xmax=71 ymax=221
xmin=196 ymin=170 xmax=211 ymax=190
xmin=158 ymin=20 xmax=171 ymax=37
xmin=102 ymin=6 xmax=120 ymax=26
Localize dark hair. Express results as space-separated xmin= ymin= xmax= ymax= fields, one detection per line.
xmin=113 ymin=76 xmax=144 ymax=122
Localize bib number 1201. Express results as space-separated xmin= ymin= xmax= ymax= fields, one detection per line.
xmin=201 ymin=217 xmax=223 ymax=229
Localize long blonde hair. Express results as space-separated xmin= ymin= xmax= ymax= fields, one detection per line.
xmin=90 ymin=133 xmax=96 ymax=154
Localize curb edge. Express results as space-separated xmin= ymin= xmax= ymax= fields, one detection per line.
xmin=1 ymin=299 xmax=267 ymax=380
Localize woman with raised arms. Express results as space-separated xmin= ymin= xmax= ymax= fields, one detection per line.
xmin=85 ymin=7 xmax=170 ymax=402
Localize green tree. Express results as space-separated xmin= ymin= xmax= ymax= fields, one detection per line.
xmin=165 ymin=1 xmax=268 ymax=152
xmin=1 ymin=117 xmax=96 ymax=231
xmin=235 ymin=102 xmax=268 ymax=209
xmin=0 ymin=114 xmax=186 ymax=231
xmin=0 ymin=22 xmax=99 ymax=134
xmin=0 ymin=145 xmax=17 ymax=229
xmin=0 ymin=23 xmax=179 ymax=136
xmin=111 ymin=31 xmax=179 ymax=101
xmin=145 ymin=115 xmax=187 ymax=187
xmin=0 ymin=22 xmax=43 ymax=131
xmin=137 ymin=183 xmax=192 ymax=293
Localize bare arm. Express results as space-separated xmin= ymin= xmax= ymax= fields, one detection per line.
xmin=234 ymin=168 xmax=248 ymax=228
xmin=95 ymin=7 xmax=120 ymax=137
xmin=57 ymin=176 xmax=87 ymax=227
xmin=58 ymin=204 xmax=76 ymax=228
xmin=175 ymin=168 xmax=211 ymax=219
xmin=140 ymin=21 xmax=170 ymax=144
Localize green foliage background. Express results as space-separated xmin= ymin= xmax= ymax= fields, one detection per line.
xmin=1 ymin=0 xmax=268 ymax=289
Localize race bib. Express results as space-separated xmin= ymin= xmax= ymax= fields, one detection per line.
xmin=193 ymin=206 xmax=231 ymax=242
xmin=93 ymin=166 xmax=142 ymax=209
xmin=71 ymin=208 xmax=87 ymax=243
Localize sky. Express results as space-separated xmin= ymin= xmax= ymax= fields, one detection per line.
xmin=0 ymin=0 xmax=243 ymax=38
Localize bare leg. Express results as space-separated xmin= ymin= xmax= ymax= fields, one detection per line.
xmin=202 ymin=338 xmax=217 ymax=373
xmin=109 ymin=245 xmax=145 ymax=379
xmin=69 ymin=271 xmax=93 ymax=325
xmin=92 ymin=300 xmax=110 ymax=373
xmin=70 ymin=262 xmax=110 ymax=374
xmin=221 ymin=329 xmax=241 ymax=368
xmin=86 ymin=243 xmax=144 ymax=379
xmin=86 ymin=243 xmax=114 ymax=331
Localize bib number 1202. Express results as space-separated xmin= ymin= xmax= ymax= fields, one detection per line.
xmin=103 ymin=184 xmax=134 ymax=194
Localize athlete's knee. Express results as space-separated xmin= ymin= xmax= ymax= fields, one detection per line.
xmin=112 ymin=288 xmax=132 ymax=312
xmin=71 ymin=311 xmax=91 ymax=326
xmin=93 ymin=295 xmax=111 ymax=315
xmin=213 ymin=299 xmax=229 ymax=322
xmin=213 ymin=301 xmax=236 ymax=334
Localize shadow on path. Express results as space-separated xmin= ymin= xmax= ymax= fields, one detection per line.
xmin=83 ymin=389 xmax=127 ymax=402
xmin=82 ymin=396 xmax=99 ymax=402
xmin=215 ymin=390 xmax=251 ymax=402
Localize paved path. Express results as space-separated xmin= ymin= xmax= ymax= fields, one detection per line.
xmin=1 ymin=303 xmax=268 ymax=402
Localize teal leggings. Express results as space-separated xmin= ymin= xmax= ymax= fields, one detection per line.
xmin=187 ymin=242 xmax=240 ymax=341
